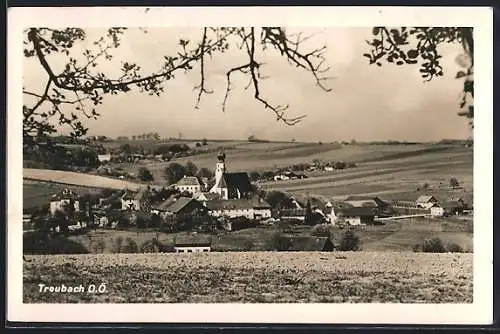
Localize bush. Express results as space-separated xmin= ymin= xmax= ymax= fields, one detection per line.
xmin=414 ymin=237 xmax=447 ymax=253
xmin=122 ymin=237 xmax=139 ymax=253
xmin=338 ymin=229 xmax=360 ymax=251
xmin=447 ymin=242 xmax=464 ymax=253
xmin=311 ymin=224 xmax=332 ymax=237
xmin=137 ymin=167 xmax=154 ymax=181
xmin=113 ymin=236 xmax=124 ymax=253
xmin=270 ymin=231 xmax=292 ymax=251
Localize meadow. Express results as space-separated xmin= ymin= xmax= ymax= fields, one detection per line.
xmin=67 ymin=217 xmax=473 ymax=254
xmin=23 ymin=251 xmax=473 ymax=303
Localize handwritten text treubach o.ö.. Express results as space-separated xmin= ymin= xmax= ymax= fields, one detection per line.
xmin=38 ymin=283 xmax=107 ymax=294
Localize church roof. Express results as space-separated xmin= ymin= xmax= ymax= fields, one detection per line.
xmin=222 ymin=172 xmax=252 ymax=194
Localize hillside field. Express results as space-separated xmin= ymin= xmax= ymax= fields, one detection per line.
xmin=23 ymin=251 xmax=473 ymax=303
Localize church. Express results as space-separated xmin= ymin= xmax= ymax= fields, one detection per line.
xmin=209 ymin=152 xmax=253 ymax=200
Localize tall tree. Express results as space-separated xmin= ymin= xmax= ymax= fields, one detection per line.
xmin=23 ymin=27 xmax=332 ymax=146
xmin=364 ymin=27 xmax=473 ymax=125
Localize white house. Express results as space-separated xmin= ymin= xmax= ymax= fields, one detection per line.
xmin=416 ymin=195 xmax=439 ymax=209
xmin=97 ymin=153 xmax=111 ymax=163
xmin=175 ymin=176 xmax=202 ymax=194
xmin=206 ymin=197 xmax=272 ymax=220
xmin=430 ymin=204 xmax=444 ymax=217
xmin=49 ymin=188 xmax=80 ymax=216
xmin=173 ymin=242 xmax=211 ymax=253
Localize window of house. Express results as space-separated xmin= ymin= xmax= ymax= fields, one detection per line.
xmin=187 ymin=249 xmax=192 ymax=253
xmin=203 ymin=249 xmax=209 ymax=252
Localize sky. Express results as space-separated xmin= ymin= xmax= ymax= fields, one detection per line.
xmin=23 ymin=27 xmax=472 ymax=142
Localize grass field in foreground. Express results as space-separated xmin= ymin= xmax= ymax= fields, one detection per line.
xmin=23 ymin=252 xmax=473 ymax=303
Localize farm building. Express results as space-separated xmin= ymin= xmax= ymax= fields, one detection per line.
xmin=287 ymin=237 xmax=335 ymax=251
xmin=153 ymin=197 xmax=207 ymax=221
xmin=173 ymin=242 xmax=211 ymax=253
xmin=121 ymin=187 xmax=149 ymax=211
xmin=430 ymin=203 xmax=444 ymax=217
xmin=175 ymin=176 xmax=202 ymax=195
xmin=206 ymin=197 xmax=272 ymax=220
xmin=49 ymin=188 xmax=80 ymax=216
xmin=209 ymin=152 xmax=254 ymax=200
xmin=337 ymin=207 xmax=376 ymax=226
xmin=415 ymin=195 xmax=439 ymax=209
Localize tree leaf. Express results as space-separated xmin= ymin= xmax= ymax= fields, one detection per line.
xmin=455 ymin=71 xmax=467 ymax=79
xmin=407 ymin=49 xmax=418 ymax=59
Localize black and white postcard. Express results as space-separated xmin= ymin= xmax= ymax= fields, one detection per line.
xmin=7 ymin=6 xmax=493 ymax=325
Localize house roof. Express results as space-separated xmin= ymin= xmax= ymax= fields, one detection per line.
xmin=153 ymin=197 xmax=177 ymax=211
xmin=195 ymin=192 xmax=221 ymax=201
xmin=345 ymin=195 xmax=381 ymax=201
xmin=416 ymin=195 xmax=437 ymax=203
xmin=288 ymin=237 xmax=333 ymax=251
xmin=206 ymin=197 xmax=271 ymax=210
xmin=339 ymin=207 xmax=376 ymax=217
xmin=122 ymin=188 xmax=148 ymax=201
xmin=176 ymin=176 xmax=201 ymax=187
xmin=160 ymin=197 xmax=203 ymax=214
xmin=51 ymin=188 xmax=79 ymax=201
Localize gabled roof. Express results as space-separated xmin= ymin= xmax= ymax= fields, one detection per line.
xmin=122 ymin=188 xmax=148 ymax=201
xmin=339 ymin=206 xmax=376 ymax=217
xmin=345 ymin=195 xmax=381 ymax=201
xmin=195 ymin=192 xmax=221 ymax=201
xmin=51 ymin=188 xmax=79 ymax=201
xmin=161 ymin=197 xmax=203 ymax=214
xmin=176 ymin=176 xmax=201 ymax=187
xmin=416 ymin=195 xmax=437 ymax=203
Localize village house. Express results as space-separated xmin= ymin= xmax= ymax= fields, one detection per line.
xmin=430 ymin=203 xmax=445 ymax=217
xmin=332 ymin=207 xmax=376 ymax=226
xmin=97 ymin=153 xmax=111 ymax=163
xmin=175 ymin=176 xmax=202 ymax=195
xmin=49 ymin=188 xmax=80 ymax=216
xmin=206 ymin=197 xmax=272 ymax=220
xmin=415 ymin=195 xmax=439 ymax=209
xmin=120 ymin=188 xmax=149 ymax=211
xmin=209 ymin=152 xmax=254 ymax=200
xmin=173 ymin=242 xmax=211 ymax=253
xmin=153 ymin=197 xmax=207 ymax=221
xmin=273 ymin=171 xmax=304 ymax=181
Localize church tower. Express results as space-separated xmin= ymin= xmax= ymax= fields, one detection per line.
xmin=214 ymin=151 xmax=226 ymax=185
